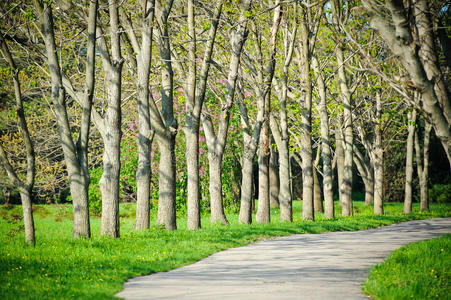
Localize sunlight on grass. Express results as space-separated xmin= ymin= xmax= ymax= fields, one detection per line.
xmin=0 ymin=201 xmax=450 ymax=299
xmin=362 ymin=234 xmax=450 ymax=300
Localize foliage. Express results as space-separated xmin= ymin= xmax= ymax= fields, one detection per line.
xmin=0 ymin=201 xmax=450 ymax=299
xmin=429 ymin=184 xmax=451 ymax=204
xmin=363 ymin=234 xmax=451 ymax=300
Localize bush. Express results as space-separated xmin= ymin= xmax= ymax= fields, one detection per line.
xmin=429 ymin=184 xmax=451 ymax=203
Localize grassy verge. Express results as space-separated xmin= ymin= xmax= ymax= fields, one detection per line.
xmin=0 ymin=201 xmax=450 ymax=299
xmin=362 ymin=234 xmax=450 ymax=300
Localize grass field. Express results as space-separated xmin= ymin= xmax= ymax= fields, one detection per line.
xmin=362 ymin=234 xmax=450 ymax=300
xmin=1 ymin=201 xmax=450 ymax=299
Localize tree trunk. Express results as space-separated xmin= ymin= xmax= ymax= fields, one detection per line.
xmin=153 ymin=0 xmax=178 ymax=230
xmin=98 ymin=0 xmax=123 ymax=238
xmin=313 ymin=149 xmax=323 ymax=213
xmin=298 ymin=6 xmax=314 ymax=221
xmin=415 ymin=122 xmax=432 ymax=212
xmin=239 ymin=147 xmax=255 ymax=224
xmin=269 ymin=144 xmax=279 ymax=208
xmin=156 ymin=134 xmax=177 ymax=230
xmin=256 ymin=120 xmax=271 ymax=223
xmin=336 ymin=127 xmax=345 ymax=207
xmin=414 ymin=0 xmax=451 ymax=124
xmin=20 ymin=189 xmax=35 ymax=246
xmin=135 ymin=0 xmax=155 ymax=231
xmin=0 ymin=35 xmax=37 ymax=246
xmin=403 ymin=109 xmax=416 ymax=214
xmin=208 ymin=153 xmax=229 ymax=224
xmin=353 ymin=146 xmax=374 ymax=206
xmin=312 ymin=57 xmax=334 ymax=218
xmin=373 ymin=91 xmax=384 ymax=215
xmin=331 ymin=0 xmax=353 ymax=216
xmin=33 ymin=0 xmax=97 ymax=238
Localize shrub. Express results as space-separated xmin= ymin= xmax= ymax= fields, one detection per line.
xmin=429 ymin=184 xmax=451 ymax=203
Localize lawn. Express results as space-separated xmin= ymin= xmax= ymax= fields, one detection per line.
xmin=1 ymin=201 xmax=450 ymax=299
xmin=362 ymin=234 xmax=450 ymax=300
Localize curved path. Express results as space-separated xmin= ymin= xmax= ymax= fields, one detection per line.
xmin=116 ymin=218 xmax=451 ymax=299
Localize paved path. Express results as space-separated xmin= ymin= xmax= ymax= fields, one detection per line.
xmin=116 ymin=218 xmax=451 ymax=300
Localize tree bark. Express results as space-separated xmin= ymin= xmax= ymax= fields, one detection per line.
xmin=415 ymin=122 xmax=432 ymax=212
xmin=331 ymin=0 xmax=353 ymax=216
xmin=403 ymin=109 xmax=416 ymax=214
xmin=298 ymin=5 xmax=314 ymax=221
xmin=373 ymin=91 xmax=384 ymax=215
xmin=414 ymin=0 xmax=451 ymax=124
xmin=134 ymin=0 xmax=156 ymax=231
xmin=248 ymin=1 xmax=281 ymax=224
xmin=152 ymin=0 xmax=178 ymax=230
xmin=198 ymin=0 xmax=251 ymax=225
xmin=353 ymin=146 xmax=374 ymax=206
xmin=0 ymin=36 xmax=36 ymax=246
xmin=33 ymin=0 xmax=97 ymax=238
xmin=239 ymin=147 xmax=255 ymax=224
xmin=313 ymin=147 xmax=323 ymax=213
xmin=312 ymin=57 xmax=334 ymax=218
xmin=269 ymin=143 xmax=279 ymax=208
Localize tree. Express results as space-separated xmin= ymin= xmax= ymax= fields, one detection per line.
xmin=173 ymin=0 xmax=224 ymax=229
xmin=312 ymin=56 xmax=334 ymax=218
xmin=362 ymin=0 xmax=451 ymax=167
xmin=119 ymin=0 xmax=156 ymax=230
xmin=331 ymin=0 xmax=354 ymax=216
xmin=151 ymin=0 xmax=178 ymax=230
xmin=403 ymin=107 xmax=416 ymax=214
xmin=0 ymin=36 xmax=36 ymax=246
xmin=270 ymin=3 xmax=297 ymax=222
xmin=33 ymin=0 xmax=98 ymax=238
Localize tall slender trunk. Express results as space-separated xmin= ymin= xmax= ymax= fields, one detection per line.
xmin=353 ymin=145 xmax=374 ymax=206
xmin=331 ymin=0 xmax=353 ymax=216
xmin=299 ymin=6 xmax=314 ymax=221
xmin=239 ymin=145 xmax=255 ymax=224
xmin=152 ymin=0 xmax=178 ymax=230
xmin=98 ymin=0 xmax=123 ymax=238
xmin=403 ymin=109 xmax=416 ymax=214
xmin=156 ymin=134 xmax=177 ymax=230
xmin=135 ymin=0 xmax=155 ymax=231
xmin=415 ymin=122 xmax=432 ymax=212
xmin=208 ymin=153 xmax=228 ymax=224
xmin=0 ymin=36 xmax=36 ymax=245
xmin=336 ymin=127 xmax=345 ymax=207
xmin=269 ymin=144 xmax=280 ymax=208
xmin=312 ymin=57 xmax=334 ymax=218
xmin=313 ymin=148 xmax=323 ymax=213
xmin=373 ymin=91 xmax=384 ymax=215
xmin=256 ymin=117 xmax=270 ymax=223
xmin=34 ymin=0 xmax=97 ymax=238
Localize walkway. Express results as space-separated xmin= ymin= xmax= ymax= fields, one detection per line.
xmin=116 ymin=218 xmax=451 ymax=299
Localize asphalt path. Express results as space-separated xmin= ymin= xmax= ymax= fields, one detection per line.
xmin=116 ymin=218 xmax=451 ymax=299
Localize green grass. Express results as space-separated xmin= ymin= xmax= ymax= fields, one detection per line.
xmin=0 ymin=201 xmax=450 ymax=299
xmin=362 ymin=234 xmax=451 ymax=300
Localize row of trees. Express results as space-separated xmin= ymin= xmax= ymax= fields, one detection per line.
xmin=0 ymin=0 xmax=449 ymax=246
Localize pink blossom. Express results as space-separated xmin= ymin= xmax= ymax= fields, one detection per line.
xmin=217 ymin=78 xmax=227 ymax=85
xmin=199 ymin=135 xmax=206 ymax=142
xmin=129 ymin=121 xmax=135 ymax=132
xmin=200 ymin=166 xmax=204 ymax=176
xmin=195 ymin=57 xmax=202 ymax=63
xmin=177 ymin=87 xmax=184 ymax=93
xmin=244 ymin=91 xmax=252 ymax=98
xmin=199 ymin=148 xmax=203 ymax=155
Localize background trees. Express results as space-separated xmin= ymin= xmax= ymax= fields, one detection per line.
xmin=1 ymin=0 xmax=450 ymax=238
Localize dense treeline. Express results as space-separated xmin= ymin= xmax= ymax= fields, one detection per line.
xmin=0 ymin=0 xmax=449 ymax=245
